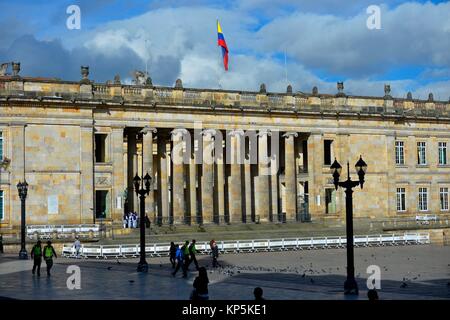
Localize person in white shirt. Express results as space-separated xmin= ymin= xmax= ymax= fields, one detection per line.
xmin=73 ymin=236 xmax=81 ymax=258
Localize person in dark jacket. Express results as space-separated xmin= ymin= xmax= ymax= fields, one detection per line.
xmin=210 ymin=240 xmax=219 ymax=268
xmin=191 ymin=267 xmax=209 ymax=300
xmin=188 ymin=239 xmax=199 ymax=271
xmin=144 ymin=214 xmax=151 ymax=228
xmin=43 ymin=241 xmax=57 ymax=276
xmin=31 ymin=240 xmax=43 ymax=277
xmin=182 ymin=240 xmax=190 ymax=276
xmin=169 ymin=242 xmax=177 ymax=268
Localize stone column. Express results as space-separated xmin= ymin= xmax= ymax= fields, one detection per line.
xmin=141 ymin=126 xmax=157 ymax=221
xmin=111 ymin=127 xmax=125 ymax=222
xmin=157 ymin=133 xmax=169 ymax=224
xmin=307 ymin=133 xmax=322 ymax=219
xmin=215 ymin=135 xmax=225 ymax=223
xmin=201 ymin=129 xmax=216 ymax=224
xmin=255 ymin=130 xmax=271 ymax=222
xmin=270 ymin=131 xmax=280 ymax=222
xmin=244 ymin=149 xmax=252 ymax=223
xmin=283 ymin=132 xmax=298 ymax=222
xmin=127 ymin=131 xmax=137 ymax=213
xmin=228 ymin=130 xmax=244 ymax=223
xmin=170 ymin=129 xmax=186 ymax=224
xmin=187 ymin=133 xmax=197 ymax=224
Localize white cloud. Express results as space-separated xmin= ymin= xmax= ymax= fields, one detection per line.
xmin=2 ymin=1 xmax=449 ymax=99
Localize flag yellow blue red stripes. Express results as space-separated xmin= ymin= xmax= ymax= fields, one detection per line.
xmin=217 ymin=20 xmax=228 ymax=71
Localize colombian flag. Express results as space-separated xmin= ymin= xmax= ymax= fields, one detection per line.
xmin=217 ymin=20 xmax=229 ymax=71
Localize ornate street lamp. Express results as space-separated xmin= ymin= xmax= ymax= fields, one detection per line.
xmin=330 ymin=155 xmax=367 ymax=295
xmin=134 ymin=172 xmax=151 ymax=272
xmin=17 ymin=180 xmax=29 ymax=259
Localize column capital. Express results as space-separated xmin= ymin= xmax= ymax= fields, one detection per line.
xmin=282 ymin=131 xmax=298 ymax=138
xmin=228 ymin=129 xmax=245 ymax=137
xmin=200 ymin=129 xmax=217 ymax=138
xmin=257 ymin=129 xmax=272 ymax=137
xmin=170 ymin=128 xmax=188 ymax=139
xmin=141 ymin=126 xmax=157 ymax=134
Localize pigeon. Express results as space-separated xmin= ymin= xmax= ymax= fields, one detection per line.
xmin=159 ymin=264 xmax=162 ymax=267
xmin=302 ymin=273 xmax=306 ymax=278
xmin=107 ymin=266 xmax=112 ymax=270
xmin=400 ymin=282 xmax=407 ymax=288
xmin=129 ymin=280 xmax=135 ymax=283
xmin=310 ymin=278 xmax=315 ymax=284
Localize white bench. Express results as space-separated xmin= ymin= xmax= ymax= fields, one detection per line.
xmin=61 ymin=232 xmax=430 ymax=259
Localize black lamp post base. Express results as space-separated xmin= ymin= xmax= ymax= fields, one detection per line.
xmin=19 ymin=249 xmax=28 ymax=260
xmin=344 ymin=278 xmax=359 ymax=295
xmin=137 ymin=260 xmax=148 ymax=273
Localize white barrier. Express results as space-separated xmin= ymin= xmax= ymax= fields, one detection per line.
xmin=27 ymin=224 xmax=100 ymax=239
xmin=61 ymin=232 xmax=430 ymax=259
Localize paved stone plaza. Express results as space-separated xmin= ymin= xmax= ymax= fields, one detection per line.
xmin=0 ymin=244 xmax=449 ymax=300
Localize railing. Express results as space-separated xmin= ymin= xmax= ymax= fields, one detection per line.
xmin=61 ymin=232 xmax=429 ymax=259
xmin=27 ymin=224 xmax=100 ymax=239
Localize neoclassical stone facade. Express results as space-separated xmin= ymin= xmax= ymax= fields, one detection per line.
xmin=1 ymin=66 xmax=450 ymax=230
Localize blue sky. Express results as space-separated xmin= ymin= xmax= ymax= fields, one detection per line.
xmin=1 ymin=0 xmax=449 ymax=99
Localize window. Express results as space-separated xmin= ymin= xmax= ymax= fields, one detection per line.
xmin=396 ymin=188 xmax=406 ymax=212
xmin=418 ymin=188 xmax=428 ymax=211
xmin=0 ymin=190 xmax=3 ymax=220
xmin=324 ymin=140 xmax=333 ymax=165
xmin=0 ymin=131 xmax=3 ymax=160
xmin=395 ymin=141 xmax=405 ymax=165
xmin=417 ymin=142 xmax=427 ymax=165
xmin=325 ymin=188 xmax=336 ymax=214
xmin=95 ymin=134 xmax=108 ymax=163
xmin=438 ymin=142 xmax=447 ymax=165
xmin=440 ymin=187 xmax=449 ymax=211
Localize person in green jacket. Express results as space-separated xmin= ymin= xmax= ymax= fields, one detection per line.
xmin=188 ymin=239 xmax=199 ymax=271
xmin=43 ymin=241 xmax=57 ymax=276
xmin=31 ymin=240 xmax=43 ymax=277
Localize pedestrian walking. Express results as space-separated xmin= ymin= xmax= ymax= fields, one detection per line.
xmin=172 ymin=244 xmax=185 ymax=277
xmin=188 ymin=239 xmax=199 ymax=271
xmin=132 ymin=212 xmax=138 ymax=228
xmin=123 ymin=213 xmax=128 ymax=228
xmin=210 ymin=240 xmax=219 ymax=268
xmin=127 ymin=212 xmax=133 ymax=228
xmin=191 ymin=267 xmax=209 ymax=300
xmin=73 ymin=236 xmax=81 ymax=258
xmin=145 ymin=214 xmax=151 ymax=228
xmin=182 ymin=240 xmax=191 ymax=277
xmin=43 ymin=241 xmax=57 ymax=276
xmin=169 ymin=242 xmax=177 ymax=268
xmin=31 ymin=240 xmax=43 ymax=277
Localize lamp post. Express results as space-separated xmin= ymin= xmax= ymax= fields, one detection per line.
xmin=330 ymin=156 xmax=367 ymax=295
xmin=17 ymin=180 xmax=29 ymax=259
xmin=134 ymin=172 xmax=151 ymax=272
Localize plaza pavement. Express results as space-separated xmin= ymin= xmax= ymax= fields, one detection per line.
xmin=0 ymin=244 xmax=449 ymax=300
